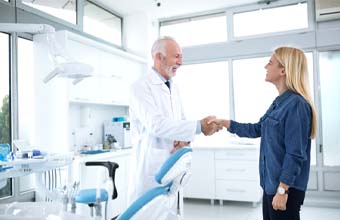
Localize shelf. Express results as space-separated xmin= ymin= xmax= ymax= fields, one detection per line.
xmin=0 ymin=152 xmax=74 ymax=181
xmin=69 ymin=98 xmax=129 ymax=107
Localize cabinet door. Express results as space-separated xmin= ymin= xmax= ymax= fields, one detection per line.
xmin=215 ymin=160 xmax=259 ymax=181
xmin=69 ymin=77 xmax=102 ymax=102
xmin=100 ymin=75 xmax=128 ymax=105
xmin=184 ymin=149 xmax=215 ymax=199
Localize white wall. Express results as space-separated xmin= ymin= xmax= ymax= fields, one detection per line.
xmin=124 ymin=12 xmax=159 ymax=63
xmin=31 ymin=30 xmax=147 ymax=153
xmin=33 ymin=34 xmax=70 ymax=153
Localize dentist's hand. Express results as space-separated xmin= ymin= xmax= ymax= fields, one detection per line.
xmin=170 ymin=141 xmax=190 ymax=154
xmin=208 ymin=118 xmax=230 ymax=129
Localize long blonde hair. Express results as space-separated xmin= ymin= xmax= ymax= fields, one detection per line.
xmin=274 ymin=46 xmax=317 ymax=139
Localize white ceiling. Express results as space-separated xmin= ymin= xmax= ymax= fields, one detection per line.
xmin=95 ymin=0 xmax=260 ymax=19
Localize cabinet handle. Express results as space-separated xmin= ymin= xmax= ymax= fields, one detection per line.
xmin=224 ymin=168 xmax=246 ymax=172
xmin=74 ymin=97 xmax=90 ymax=101
xmin=225 ymin=188 xmax=246 ymax=193
xmin=224 ymin=153 xmax=245 ymax=157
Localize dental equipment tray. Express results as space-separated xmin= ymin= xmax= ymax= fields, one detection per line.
xmin=0 ymin=152 xmax=74 ymax=180
xmin=80 ymin=149 xmax=110 ymax=155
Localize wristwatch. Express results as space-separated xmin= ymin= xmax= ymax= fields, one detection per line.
xmin=277 ymin=186 xmax=289 ymax=195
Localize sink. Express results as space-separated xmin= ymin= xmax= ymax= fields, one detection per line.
xmin=0 ymin=202 xmax=94 ymax=220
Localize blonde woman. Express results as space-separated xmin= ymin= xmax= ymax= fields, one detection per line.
xmin=212 ymin=46 xmax=317 ymax=220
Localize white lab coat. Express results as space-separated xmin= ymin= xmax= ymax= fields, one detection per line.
xmin=128 ymin=69 xmax=197 ymax=206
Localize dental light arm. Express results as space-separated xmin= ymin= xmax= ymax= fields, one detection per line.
xmin=0 ymin=23 xmax=55 ymax=34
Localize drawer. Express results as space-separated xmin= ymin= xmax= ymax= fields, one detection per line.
xmin=324 ymin=171 xmax=340 ymax=191
xmin=215 ymin=160 xmax=259 ymax=181
xmin=215 ymin=180 xmax=262 ymax=202
xmin=215 ymin=149 xmax=258 ymax=161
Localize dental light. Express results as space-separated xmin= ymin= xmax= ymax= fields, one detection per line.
xmin=0 ymin=23 xmax=93 ymax=85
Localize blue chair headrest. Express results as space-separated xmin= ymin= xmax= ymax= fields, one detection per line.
xmin=155 ymin=147 xmax=192 ymax=184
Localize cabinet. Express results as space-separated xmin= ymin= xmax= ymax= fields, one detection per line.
xmin=72 ymin=150 xmax=131 ymax=219
xmin=214 ymin=147 xmax=262 ymax=206
xmin=54 ymin=31 xmax=147 ymax=106
xmin=184 ymin=149 xmax=215 ymax=201
xmin=184 ymin=144 xmax=262 ymax=206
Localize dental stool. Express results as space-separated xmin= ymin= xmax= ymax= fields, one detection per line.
xmin=117 ymin=147 xmax=192 ymax=220
xmin=75 ymin=161 xmax=119 ymax=220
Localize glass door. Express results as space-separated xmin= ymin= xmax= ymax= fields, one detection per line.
xmin=319 ymin=50 xmax=340 ymax=191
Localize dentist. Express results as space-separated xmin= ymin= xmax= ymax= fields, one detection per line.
xmin=128 ymin=36 xmax=220 ymax=217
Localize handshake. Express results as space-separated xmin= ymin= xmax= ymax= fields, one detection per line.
xmin=200 ymin=116 xmax=230 ymax=136
xmin=170 ymin=116 xmax=230 ymax=154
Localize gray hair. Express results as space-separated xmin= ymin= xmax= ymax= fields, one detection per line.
xmin=151 ymin=36 xmax=177 ymax=59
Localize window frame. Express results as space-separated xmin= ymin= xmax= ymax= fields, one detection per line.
xmin=159 ymin=11 xmax=227 ymax=46
xmin=231 ymin=1 xmax=312 ymax=40
xmin=159 ymin=0 xmax=313 ymax=44
xmin=83 ymin=0 xmax=124 ymax=48
xmin=15 ymin=0 xmax=124 ymax=49
xmin=16 ymin=0 xmax=80 ymax=30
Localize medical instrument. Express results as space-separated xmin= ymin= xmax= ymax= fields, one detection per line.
xmin=104 ymin=120 xmax=131 ymax=149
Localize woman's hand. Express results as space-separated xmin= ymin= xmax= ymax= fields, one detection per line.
xmin=272 ymin=193 xmax=288 ymax=211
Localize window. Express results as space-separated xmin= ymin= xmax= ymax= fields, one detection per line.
xmin=0 ymin=32 xmax=12 ymax=198
xmin=84 ymin=0 xmax=122 ymax=46
xmin=160 ymin=13 xmax=227 ymax=47
xmin=233 ymin=56 xmax=276 ymax=123
xmin=174 ymin=61 xmax=229 ymax=145
xmin=233 ymin=53 xmax=316 ymax=164
xmin=22 ymin=0 xmax=77 ymax=24
xmin=234 ymin=2 xmax=308 ymax=38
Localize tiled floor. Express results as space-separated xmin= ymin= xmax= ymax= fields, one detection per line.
xmin=184 ymin=199 xmax=340 ymax=220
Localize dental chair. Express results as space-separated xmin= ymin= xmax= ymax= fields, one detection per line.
xmin=75 ymin=161 xmax=119 ymax=220
xmin=117 ymin=147 xmax=192 ymax=220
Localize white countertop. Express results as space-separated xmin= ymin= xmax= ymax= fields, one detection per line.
xmin=74 ymin=148 xmax=132 ymax=163
xmin=191 ymin=134 xmax=260 ymax=150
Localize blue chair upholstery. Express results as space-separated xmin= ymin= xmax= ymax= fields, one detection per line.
xmin=117 ymin=183 xmax=171 ymax=220
xmin=117 ymin=147 xmax=192 ymax=220
xmin=75 ymin=189 xmax=108 ymax=204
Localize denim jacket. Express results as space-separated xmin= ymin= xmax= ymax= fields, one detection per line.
xmin=228 ymin=90 xmax=312 ymax=194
